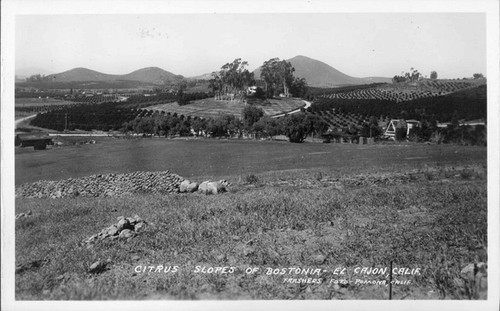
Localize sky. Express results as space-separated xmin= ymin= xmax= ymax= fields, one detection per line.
xmin=15 ymin=13 xmax=486 ymax=79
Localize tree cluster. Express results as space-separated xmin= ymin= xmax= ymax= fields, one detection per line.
xmin=392 ymin=68 xmax=422 ymax=83
xmin=25 ymin=74 xmax=50 ymax=83
xmin=260 ymin=58 xmax=295 ymax=97
xmin=209 ymin=59 xmax=255 ymax=101
xmin=258 ymin=58 xmax=309 ymax=98
xmin=242 ymin=107 xmax=328 ymax=142
xmin=120 ymin=106 xmax=329 ymax=143
xmin=473 ymin=73 xmax=484 ymax=79
xmin=122 ymin=114 xmax=193 ymax=137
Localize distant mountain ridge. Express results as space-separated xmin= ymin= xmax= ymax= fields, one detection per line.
xmin=45 ymin=67 xmax=182 ymax=85
xmin=33 ymin=55 xmax=391 ymax=88
xmin=253 ymin=55 xmax=391 ymax=87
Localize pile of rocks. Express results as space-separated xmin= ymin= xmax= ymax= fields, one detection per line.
xmin=179 ymin=179 xmax=199 ymax=193
xmin=82 ymin=215 xmax=147 ymax=244
xmin=16 ymin=170 xmax=184 ymax=199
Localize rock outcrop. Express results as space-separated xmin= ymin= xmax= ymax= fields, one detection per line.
xmin=82 ymin=215 xmax=147 ymax=244
xmin=198 ymin=180 xmax=229 ymax=195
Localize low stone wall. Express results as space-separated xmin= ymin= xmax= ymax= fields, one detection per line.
xmin=16 ymin=170 xmax=185 ymax=199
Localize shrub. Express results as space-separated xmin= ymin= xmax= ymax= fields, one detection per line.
xmin=33 ymin=141 xmax=47 ymax=150
xmin=430 ymin=131 xmax=444 ymax=144
xmin=314 ymin=172 xmax=323 ymax=181
xmin=424 ymin=171 xmax=434 ymax=180
xmin=242 ymin=106 xmax=265 ymax=132
xmin=280 ymin=113 xmax=309 ymax=143
xmin=460 ymin=169 xmax=474 ymax=180
xmin=395 ymin=127 xmax=407 ymax=141
xmin=244 ymin=174 xmax=259 ymax=184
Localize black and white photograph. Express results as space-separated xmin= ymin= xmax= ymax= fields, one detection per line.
xmin=2 ymin=0 xmax=499 ymax=310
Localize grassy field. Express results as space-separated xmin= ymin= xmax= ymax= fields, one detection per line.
xmin=146 ymin=97 xmax=305 ymax=118
xmin=14 ymin=139 xmax=487 ymax=300
xmin=15 ymin=138 xmax=486 ymax=186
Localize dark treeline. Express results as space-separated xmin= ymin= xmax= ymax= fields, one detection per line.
xmin=31 ymin=102 xmax=139 ymax=131
xmin=406 ymin=122 xmax=487 ymax=146
xmin=25 ymin=91 xmax=212 ymax=131
xmin=30 ymin=99 xmax=486 ymax=145
xmin=310 ymin=85 xmax=486 ymax=122
xmin=121 ymin=106 xmax=329 ymax=143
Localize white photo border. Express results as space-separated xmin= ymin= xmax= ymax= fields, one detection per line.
xmin=2 ymin=0 xmax=499 ymax=310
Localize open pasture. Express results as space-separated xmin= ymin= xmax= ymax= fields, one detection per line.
xmin=15 ymin=138 xmax=486 ymax=186
xmin=145 ymin=97 xmax=305 ymax=118
xmin=14 ymin=138 xmax=487 ymax=300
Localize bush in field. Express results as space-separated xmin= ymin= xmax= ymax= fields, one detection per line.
xmin=440 ymin=125 xmax=487 ymax=146
xmin=242 ymin=105 xmax=265 ymax=132
xmin=207 ymin=114 xmax=242 ymax=138
xmin=408 ymin=127 xmax=424 ymax=142
xmin=289 ymin=77 xmax=308 ymax=98
xmin=253 ymin=116 xmax=281 ymax=139
xmin=430 ymin=131 xmax=444 ymax=144
xmin=280 ymin=113 xmax=309 ymax=143
xmin=360 ymin=122 xmax=382 ymax=138
xmin=191 ymin=117 xmax=208 ymax=136
xmin=122 ymin=113 xmax=193 ymax=137
xmin=244 ymin=174 xmax=259 ymax=184
xmin=33 ymin=141 xmax=47 ymax=150
xmin=176 ymin=120 xmax=192 ymax=136
xmin=395 ymin=127 xmax=407 ymax=141
xmin=304 ymin=114 xmax=329 ymax=137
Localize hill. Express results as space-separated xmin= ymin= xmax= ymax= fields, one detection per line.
xmin=187 ymin=72 xmax=213 ymax=81
xmin=253 ymin=55 xmax=392 ymax=88
xmin=46 ymin=68 xmax=118 ymax=82
xmin=44 ymin=67 xmax=181 ymax=85
xmin=121 ymin=67 xmax=183 ymax=84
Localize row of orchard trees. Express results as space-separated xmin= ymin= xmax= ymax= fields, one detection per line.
xmin=121 ymin=106 xmax=329 ymax=143
xmin=209 ymin=58 xmax=308 ymax=101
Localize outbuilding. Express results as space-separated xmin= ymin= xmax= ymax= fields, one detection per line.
xmin=15 ymin=133 xmax=54 ymax=149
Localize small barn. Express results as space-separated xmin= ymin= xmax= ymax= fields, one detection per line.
xmin=384 ymin=119 xmax=405 ymax=139
xmin=384 ymin=119 xmax=421 ymax=139
xmin=15 ymin=133 xmax=53 ymax=149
